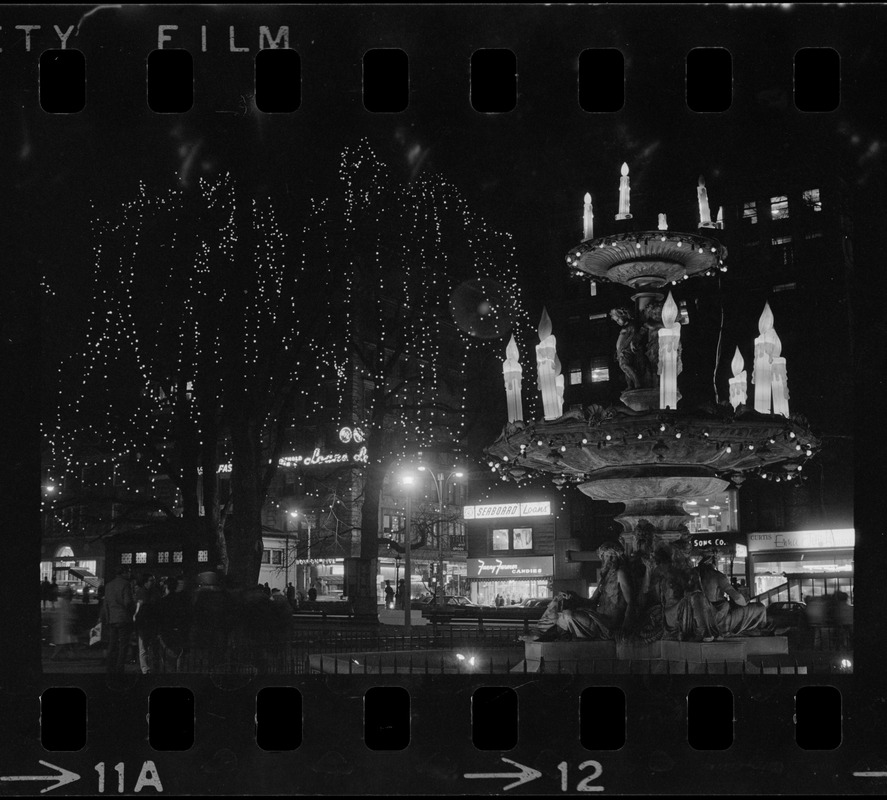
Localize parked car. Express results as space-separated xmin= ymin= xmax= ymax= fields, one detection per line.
xmin=418 ymin=595 xmax=481 ymax=616
xmin=767 ymin=601 xmax=807 ymax=629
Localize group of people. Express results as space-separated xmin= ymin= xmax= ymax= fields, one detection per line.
xmin=529 ymin=534 xmax=773 ymax=644
xmin=494 ymin=594 xmax=525 ymax=607
xmin=383 ymin=579 xmax=407 ymax=610
xmin=41 ymin=578 xmax=105 ymax=609
xmin=98 ymin=568 xmax=302 ymax=674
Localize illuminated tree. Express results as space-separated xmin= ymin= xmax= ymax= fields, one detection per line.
xmin=300 ymin=140 xmax=532 ymax=614
xmin=46 ymin=176 xmax=330 ymax=586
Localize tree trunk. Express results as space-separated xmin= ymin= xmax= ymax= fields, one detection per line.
xmin=227 ymin=416 xmax=264 ymax=588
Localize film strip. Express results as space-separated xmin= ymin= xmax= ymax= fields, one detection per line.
xmin=3 ymin=3 xmax=885 ymax=796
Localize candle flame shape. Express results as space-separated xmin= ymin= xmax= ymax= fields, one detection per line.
xmin=584 ymin=192 xmax=592 ymax=205
xmin=662 ymin=291 xmax=679 ymax=328
xmin=553 ymin=354 xmax=562 ymax=374
xmin=621 ymin=162 xmax=629 ymax=176
xmin=698 ymin=175 xmax=706 ymax=187
xmin=658 ymin=213 xmax=668 ymax=230
xmin=758 ymin=302 xmax=774 ymax=335
xmin=771 ymin=329 xmax=782 ymax=358
xmin=506 ymin=334 xmax=519 ymax=361
xmin=731 ymin=346 xmax=744 ymax=377
xmin=717 ymin=206 xmax=724 ymax=223
xmin=538 ymin=307 xmax=553 ymax=340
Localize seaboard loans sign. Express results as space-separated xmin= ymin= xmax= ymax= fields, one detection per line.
xmin=463 ymin=501 xmax=551 ymax=520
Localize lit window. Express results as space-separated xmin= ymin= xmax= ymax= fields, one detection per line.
xmin=261 ymin=550 xmax=271 ymax=564
xmin=198 ymin=550 xmax=208 ymax=562
xmin=271 ymin=550 xmax=283 ymax=565
xmin=492 ymin=529 xmax=509 ymax=551
xmin=513 ymin=528 xmax=533 ymax=550
xmin=121 ymin=553 xmax=132 ymax=565
xmin=589 ymin=356 xmax=609 ymax=383
xmin=679 ymin=300 xmax=690 ymax=325
xmin=173 ymin=551 xmax=183 ymax=563
xmin=570 ymin=361 xmax=582 ymax=385
xmin=802 ymin=188 xmax=822 ymax=212
xmin=770 ymin=196 xmax=789 ymax=220
xmin=589 ymin=282 xmax=597 ymax=297
xmin=742 ymin=202 xmax=758 ymax=224
xmin=135 ymin=552 xmax=147 ymax=564
xmin=157 ymin=552 xmax=170 ymax=564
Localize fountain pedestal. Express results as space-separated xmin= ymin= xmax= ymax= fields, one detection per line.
xmin=578 ymin=466 xmax=729 ymax=552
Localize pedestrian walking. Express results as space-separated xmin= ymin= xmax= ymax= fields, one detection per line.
xmin=308 ymin=585 xmax=317 ymax=602
xmin=384 ymin=580 xmax=395 ymax=609
xmin=102 ymin=566 xmax=135 ymax=674
xmin=49 ymin=587 xmax=77 ymax=660
xmin=50 ymin=580 xmax=59 ymax=609
xmin=41 ymin=578 xmax=51 ymax=610
xmin=286 ymin=582 xmax=295 ymax=604
xmin=134 ymin=573 xmax=160 ymax=674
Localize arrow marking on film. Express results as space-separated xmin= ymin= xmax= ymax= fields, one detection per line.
xmin=464 ymin=757 xmax=542 ymax=790
xmin=0 ymin=761 xmax=81 ymax=793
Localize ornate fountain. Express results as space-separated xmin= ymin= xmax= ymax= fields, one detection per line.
xmin=486 ymin=169 xmax=821 ymax=669
xmin=487 ymin=169 xmax=821 ymax=555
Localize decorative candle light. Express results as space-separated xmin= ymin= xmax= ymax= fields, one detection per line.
xmin=536 ymin=307 xmax=563 ymax=420
xmin=752 ymin=302 xmax=779 ymax=414
xmin=658 ymin=291 xmax=681 ymax=410
xmin=657 ymin=213 xmax=668 ymax=231
xmin=697 ymin=175 xmax=714 ymax=228
xmin=728 ymin=346 xmax=747 ymax=409
xmin=554 ymin=353 xmax=565 ymax=413
xmin=502 ymin=334 xmax=524 ymax=422
xmin=616 ymin=162 xmax=632 ymax=220
xmin=716 ymin=205 xmax=724 ymax=229
xmin=770 ymin=329 xmax=790 ymax=417
xmin=583 ymin=192 xmax=594 ymax=240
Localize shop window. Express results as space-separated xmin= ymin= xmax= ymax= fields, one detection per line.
xmin=173 ymin=551 xmax=183 ymax=563
xmin=742 ymin=201 xmax=758 ymax=225
xmin=261 ymin=550 xmax=271 ymax=565
xmin=679 ymin=300 xmax=690 ymax=325
xmin=513 ymin=528 xmax=533 ymax=550
xmin=802 ymin=188 xmax=822 ymax=212
xmin=770 ymin=196 xmax=789 ymax=220
xmin=135 ymin=552 xmax=147 ymax=564
xmin=492 ymin=529 xmax=509 ymax=551
xmin=157 ymin=551 xmax=170 ymax=564
xmin=121 ymin=553 xmax=132 ymax=564
xmin=198 ymin=550 xmax=208 ymax=562
xmin=271 ymin=550 xmax=283 ymax=565
xmin=589 ymin=356 xmax=609 ymax=383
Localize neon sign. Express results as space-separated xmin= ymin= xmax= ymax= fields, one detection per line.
xmin=200 ymin=446 xmax=369 ymax=475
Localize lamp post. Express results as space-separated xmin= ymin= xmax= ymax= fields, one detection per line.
xmin=417 ymin=466 xmax=464 ymax=608
xmin=399 ymin=474 xmax=417 ymax=635
xmin=289 ymin=510 xmax=313 ymax=593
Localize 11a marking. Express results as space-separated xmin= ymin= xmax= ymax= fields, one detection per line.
xmin=557 ymin=761 xmax=604 ymax=792
xmin=95 ymin=762 xmax=163 ymax=793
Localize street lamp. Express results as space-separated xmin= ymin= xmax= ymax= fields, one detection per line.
xmin=398 ymin=473 xmax=418 ymax=634
xmin=417 ymin=465 xmax=465 ymax=608
xmin=289 ymin=510 xmax=313 ymax=592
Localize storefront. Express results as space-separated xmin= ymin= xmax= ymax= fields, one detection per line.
xmin=747 ymin=528 xmax=854 ymax=601
xmin=468 ymin=555 xmax=554 ymax=606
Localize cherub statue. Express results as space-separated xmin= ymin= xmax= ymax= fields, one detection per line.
xmin=609 ymin=307 xmax=642 ymax=390
xmin=639 ymin=301 xmax=664 ymax=386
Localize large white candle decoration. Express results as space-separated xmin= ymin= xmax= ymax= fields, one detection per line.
xmin=770 ymin=330 xmax=790 ymax=417
xmin=616 ymin=162 xmax=632 ymax=220
xmin=502 ymin=335 xmax=524 ymax=423
xmin=728 ymin=346 xmax=748 ymax=409
xmin=583 ymin=193 xmax=594 ymax=239
xmin=658 ymin=291 xmax=681 ymax=410
xmin=554 ymin=353 xmax=565 ymax=412
xmin=716 ymin=206 xmax=724 ymax=229
xmin=535 ymin=308 xmax=563 ymax=420
xmin=697 ymin=175 xmax=714 ymax=228
xmin=752 ymin=302 xmax=779 ymax=414
xmin=658 ymin=213 xmax=668 ymax=231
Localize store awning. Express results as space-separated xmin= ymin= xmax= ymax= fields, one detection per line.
xmin=67 ymin=567 xmax=101 ymax=588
